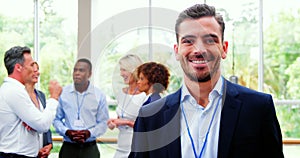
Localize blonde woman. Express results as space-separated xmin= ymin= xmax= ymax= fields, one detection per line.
xmin=107 ymin=54 xmax=146 ymax=158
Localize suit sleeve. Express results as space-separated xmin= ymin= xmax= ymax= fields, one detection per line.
xmin=261 ymin=95 xmax=284 ymax=158
xmin=43 ymin=131 xmax=53 ymax=146
xmin=129 ymin=109 xmax=150 ymax=158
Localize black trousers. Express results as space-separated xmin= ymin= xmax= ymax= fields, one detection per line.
xmin=59 ymin=141 xmax=100 ymax=158
xmin=0 ymin=152 xmax=36 ymax=158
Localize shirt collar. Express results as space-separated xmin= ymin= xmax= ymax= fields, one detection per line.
xmin=4 ymin=77 xmax=25 ymax=89
xmin=181 ymin=76 xmax=224 ymax=103
xmin=69 ymin=81 xmax=93 ymax=94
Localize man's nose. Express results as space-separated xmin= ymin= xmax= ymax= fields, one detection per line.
xmin=193 ymin=40 xmax=206 ymax=53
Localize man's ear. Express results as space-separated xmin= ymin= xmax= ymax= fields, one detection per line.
xmin=15 ymin=63 xmax=23 ymax=72
xmin=174 ymin=44 xmax=179 ymax=60
xmin=89 ymin=71 xmax=92 ymax=78
xmin=221 ymin=41 xmax=228 ymax=59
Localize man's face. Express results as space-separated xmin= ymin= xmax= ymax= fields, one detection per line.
xmin=174 ymin=16 xmax=228 ymax=82
xmin=21 ymin=53 xmax=36 ymax=84
xmin=73 ymin=61 xmax=91 ymax=86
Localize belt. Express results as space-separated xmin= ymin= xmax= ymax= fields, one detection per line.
xmin=63 ymin=140 xmax=97 ymax=148
xmin=0 ymin=152 xmax=36 ymax=158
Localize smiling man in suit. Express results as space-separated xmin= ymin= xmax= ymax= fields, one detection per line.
xmin=129 ymin=4 xmax=284 ymax=158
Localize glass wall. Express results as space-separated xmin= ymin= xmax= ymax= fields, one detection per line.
xmin=0 ymin=0 xmax=78 ymax=95
xmin=93 ymin=0 xmax=264 ymax=99
xmin=263 ymin=0 xmax=300 ymax=146
xmin=0 ymin=0 xmax=34 ymax=83
xmin=37 ymin=0 xmax=77 ymax=95
xmin=0 ymin=0 xmax=78 ymax=156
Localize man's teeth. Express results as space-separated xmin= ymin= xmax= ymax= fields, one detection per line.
xmin=191 ymin=60 xmax=207 ymax=64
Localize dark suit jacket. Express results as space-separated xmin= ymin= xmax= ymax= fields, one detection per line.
xmin=129 ymin=79 xmax=284 ymax=158
xmin=35 ymin=90 xmax=53 ymax=147
xmin=142 ymin=93 xmax=161 ymax=106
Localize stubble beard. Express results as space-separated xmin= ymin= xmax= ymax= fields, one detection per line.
xmin=181 ymin=55 xmax=221 ymax=83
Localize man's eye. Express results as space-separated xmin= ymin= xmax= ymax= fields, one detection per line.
xmin=182 ymin=39 xmax=193 ymax=44
xmin=205 ymin=38 xmax=216 ymax=44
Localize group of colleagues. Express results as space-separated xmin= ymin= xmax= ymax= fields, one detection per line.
xmin=0 ymin=3 xmax=284 ymax=158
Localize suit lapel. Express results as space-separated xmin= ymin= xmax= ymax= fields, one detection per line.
xmin=163 ymin=90 xmax=182 ymax=158
xmin=160 ymin=82 xmax=242 ymax=158
xmin=218 ymin=81 xmax=242 ymax=158
xmin=35 ymin=90 xmax=46 ymax=108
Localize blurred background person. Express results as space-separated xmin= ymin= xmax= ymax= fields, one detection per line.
xmin=0 ymin=46 xmax=61 ymax=158
xmin=136 ymin=62 xmax=170 ymax=105
xmin=24 ymin=62 xmax=53 ymax=158
xmin=107 ymin=54 xmax=146 ymax=158
xmin=53 ymin=58 xmax=109 ymax=158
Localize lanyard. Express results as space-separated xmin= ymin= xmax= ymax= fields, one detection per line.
xmin=121 ymin=87 xmax=138 ymax=118
xmin=76 ymin=92 xmax=86 ymax=120
xmin=181 ymin=80 xmax=224 ymax=158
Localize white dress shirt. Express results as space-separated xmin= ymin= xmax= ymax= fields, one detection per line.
xmin=0 ymin=77 xmax=58 ymax=157
xmin=38 ymin=100 xmax=45 ymax=150
xmin=181 ymin=77 xmax=224 ymax=158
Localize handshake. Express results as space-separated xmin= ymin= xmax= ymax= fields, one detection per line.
xmin=65 ymin=129 xmax=91 ymax=143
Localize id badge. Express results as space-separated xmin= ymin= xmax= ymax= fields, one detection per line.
xmin=74 ymin=119 xmax=84 ymax=127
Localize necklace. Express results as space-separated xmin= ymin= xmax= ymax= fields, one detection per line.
xmin=121 ymin=87 xmax=138 ymax=118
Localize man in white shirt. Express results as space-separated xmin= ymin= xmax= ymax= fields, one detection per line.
xmin=0 ymin=46 xmax=62 ymax=158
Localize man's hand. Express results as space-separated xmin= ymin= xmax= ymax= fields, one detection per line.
xmin=48 ymin=80 xmax=62 ymax=100
xmin=107 ymin=118 xmax=134 ymax=128
xmin=38 ymin=144 xmax=52 ymax=158
xmin=22 ymin=122 xmax=36 ymax=131
xmin=80 ymin=130 xmax=91 ymax=141
xmin=66 ymin=130 xmax=84 ymax=143
xmin=66 ymin=129 xmax=91 ymax=143
xmin=107 ymin=118 xmax=117 ymax=130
